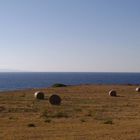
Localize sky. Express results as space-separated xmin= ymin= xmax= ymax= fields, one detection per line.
xmin=0 ymin=0 xmax=140 ymax=72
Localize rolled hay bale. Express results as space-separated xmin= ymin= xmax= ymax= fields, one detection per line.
xmin=109 ymin=90 xmax=117 ymax=97
xmin=49 ymin=94 xmax=61 ymax=105
xmin=136 ymin=87 xmax=140 ymax=92
xmin=34 ymin=91 xmax=45 ymax=100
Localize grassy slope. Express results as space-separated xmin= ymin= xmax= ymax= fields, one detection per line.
xmin=0 ymin=85 xmax=140 ymax=140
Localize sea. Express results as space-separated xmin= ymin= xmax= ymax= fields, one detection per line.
xmin=0 ymin=72 xmax=140 ymax=91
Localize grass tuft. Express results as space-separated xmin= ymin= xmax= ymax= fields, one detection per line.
xmin=27 ymin=123 xmax=36 ymax=127
xmin=103 ymin=119 xmax=113 ymax=124
xmin=44 ymin=119 xmax=51 ymax=123
xmin=80 ymin=118 xmax=86 ymax=122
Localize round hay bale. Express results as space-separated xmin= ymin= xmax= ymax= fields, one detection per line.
xmin=109 ymin=90 xmax=117 ymax=97
xmin=136 ymin=87 xmax=140 ymax=92
xmin=34 ymin=91 xmax=44 ymax=100
xmin=49 ymin=94 xmax=61 ymax=105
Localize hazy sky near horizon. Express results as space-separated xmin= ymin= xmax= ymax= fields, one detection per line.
xmin=0 ymin=0 xmax=140 ymax=72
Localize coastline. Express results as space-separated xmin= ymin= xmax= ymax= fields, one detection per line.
xmin=0 ymin=72 xmax=140 ymax=92
xmin=0 ymin=83 xmax=139 ymax=93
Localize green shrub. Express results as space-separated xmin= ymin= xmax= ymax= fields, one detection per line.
xmin=52 ymin=83 xmax=67 ymax=87
xmin=104 ymin=119 xmax=113 ymax=124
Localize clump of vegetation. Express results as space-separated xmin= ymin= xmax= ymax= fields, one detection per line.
xmin=44 ymin=119 xmax=51 ymax=123
xmin=41 ymin=110 xmax=49 ymax=118
xmin=0 ymin=106 xmax=6 ymax=112
xmin=52 ymin=83 xmax=67 ymax=87
xmin=27 ymin=123 xmax=36 ymax=127
xmin=41 ymin=110 xmax=69 ymax=119
xmin=8 ymin=116 xmax=18 ymax=120
xmin=94 ymin=112 xmax=104 ymax=121
xmin=74 ymin=108 xmax=82 ymax=112
xmin=55 ymin=111 xmax=69 ymax=118
xmin=80 ymin=118 xmax=86 ymax=122
xmin=103 ymin=119 xmax=113 ymax=124
xmin=9 ymin=117 xmax=14 ymax=120
xmin=85 ymin=110 xmax=93 ymax=117
xmin=20 ymin=93 xmax=26 ymax=97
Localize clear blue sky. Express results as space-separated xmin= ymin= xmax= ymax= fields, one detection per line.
xmin=0 ymin=0 xmax=140 ymax=72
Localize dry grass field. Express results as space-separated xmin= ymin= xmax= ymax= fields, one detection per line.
xmin=0 ymin=84 xmax=140 ymax=140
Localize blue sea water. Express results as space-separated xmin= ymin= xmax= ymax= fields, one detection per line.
xmin=0 ymin=72 xmax=140 ymax=91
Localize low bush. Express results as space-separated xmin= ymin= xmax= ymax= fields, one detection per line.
xmin=52 ymin=83 xmax=67 ymax=87
xmin=44 ymin=119 xmax=51 ymax=123
xmin=27 ymin=123 xmax=36 ymax=127
xmin=104 ymin=119 xmax=113 ymax=124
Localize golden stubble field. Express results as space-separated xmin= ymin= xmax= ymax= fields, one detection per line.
xmin=0 ymin=84 xmax=140 ymax=140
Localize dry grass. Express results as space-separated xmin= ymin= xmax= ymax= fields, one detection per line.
xmin=0 ymin=84 xmax=140 ymax=140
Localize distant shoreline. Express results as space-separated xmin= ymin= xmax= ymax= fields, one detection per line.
xmin=0 ymin=72 xmax=140 ymax=91
xmin=0 ymin=83 xmax=139 ymax=93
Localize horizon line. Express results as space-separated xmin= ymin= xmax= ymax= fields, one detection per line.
xmin=0 ymin=71 xmax=140 ymax=73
